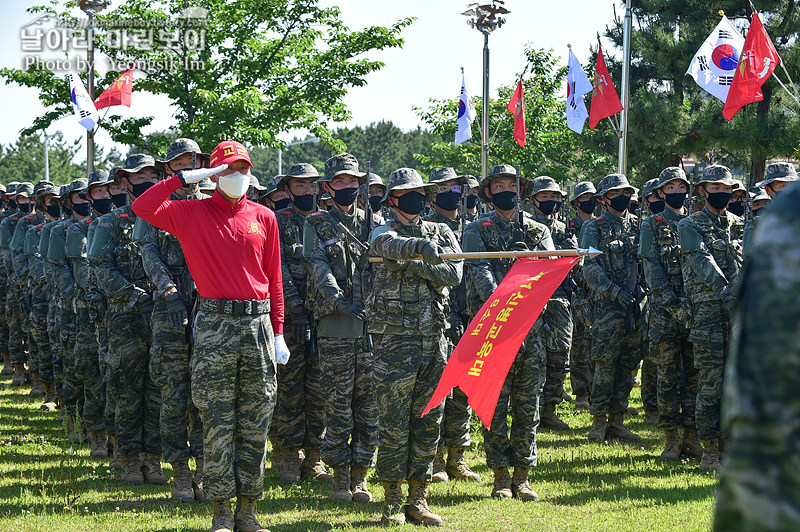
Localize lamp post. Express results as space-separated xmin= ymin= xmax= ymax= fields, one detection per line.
xmin=43 ymin=130 xmax=63 ymax=182
xmin=463 ymin=1 xmax=509 ymax=182
xmin=278 ymin=137 xmax=320 ymax=174
xmin=78 ymin=0 xmax=111 ymax=177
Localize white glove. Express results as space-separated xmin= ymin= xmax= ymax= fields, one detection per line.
xmin=275 ymin=334 xmax=291 ymax=365
xmin=177 ymin=164 xmax=228 ymax=186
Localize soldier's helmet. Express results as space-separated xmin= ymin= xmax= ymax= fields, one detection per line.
xmin=115 ymin=154 xmax=158 ymax=183
xmin=479 ymin=164 xmax=529 ymax=200
xmin=695 ymin=164 xmax=737 ymax=187
xmin=594 ymin=174 xmax=637 ymax=198
xmin=14 ymin=182 xmax=35 ymax=198
xmin=428 ymin=167 xmax=461 ymax=184
xmin=758 ymin=162 xmax=798 ymax=188
xmin=277 ymin=163 xmax=320 ymax=191
xmin=570 ymin=181 xmax=596 ymax=202
xmin=381 ymin=168 xmax=439 ymax=206
xmin=655 ymin=167 xmax=690 ymax=191
xmin=530 ymin=176 xmax=565 ymax=198
xmin=318 ymin=153 xmax=366 ymax=184
xmin=642 ymin=178 xmax=660 ymax=199
xmin=461 ymin=174 xmax=480 ymax=191
xmin=79 ymin=170 xmax=113 ymax=198
xmin=161 ymin=138 xmax=210 ymax=166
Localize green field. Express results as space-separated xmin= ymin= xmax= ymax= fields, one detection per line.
xmin=0 ymin=372 xmax=717 ymax=531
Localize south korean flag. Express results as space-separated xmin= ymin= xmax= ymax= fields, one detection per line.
xmin=68 ymin=73 xmax=98 ymax=131
xmin=686 ymin=16 xmax=745 ymax=103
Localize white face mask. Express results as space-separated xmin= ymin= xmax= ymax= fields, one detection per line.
xmin=217 ymin=171 xmax=250 ymax=199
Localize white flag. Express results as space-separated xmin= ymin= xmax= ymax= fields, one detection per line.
xmin=68 ymin=73 xmax=98 ymax=131
xmin=686 ymin=16 xmax=745 ymax=103
xmin=566 ymin=49 xmax=593 ymax=134
xmin=455 ymin=70 xmax=475 ymax=145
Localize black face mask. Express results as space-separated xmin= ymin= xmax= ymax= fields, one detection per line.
xmin=577 ymin=199 xmax=595 ymax=215
xmin=466 ymin=194 xmax=479 ymax=209
xmin=727 ymin=200 xmax=745 ymax=217
xmin=491 ymin=190 xmax=517 ymax=211
xmin=647 ymin=200 xmax=665 ymax=214
xmin=63 ymin=206 xmax=73 ymax=217
xmin=393 ymin=191 xmax=426 ymax=215
xmin=629 ymin=203 xmax=639 ymax=215
xmin=368 ymin=196 xmax=383 ymax=213
xmin=706 ymin=191 xmax=733 ymax=211
xmin=664 ymin=192 xmax=687 ymax=210
xmin=273 ymin=197 xmax=291 ymax=210
xmin=536 ymin=200 xmax=562 ymax=215
xmin=331 ymin=186 xmax=359 ymax=207
xmin=609 ymin=194 xmax=631 ymax=213
xmin=18 ymin=203 xmax=32 ymax=214
xmin=8 ymin=199 xmax=16 ymax=210
xmin=46 ymin=205 xmax=62 ymax=219
xmin=92 ymin=198 xmax=114 ymax=215
xmin=291 ymin=194 xmax=314 ymax=212
xmin=72 ymin=203 xmax=91 ymax=217
xmin=435 ymin=191 xmax=461 ymax=211
xmin=111 ymin=193 xmax=127 ymax=208
xmin=131 ymin=181 xmax=154 ymax=198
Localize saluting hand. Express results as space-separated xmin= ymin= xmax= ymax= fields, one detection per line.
xmin=177 ymin=164 xmax=229 ymax=186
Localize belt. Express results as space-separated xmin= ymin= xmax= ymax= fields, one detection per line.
xmin=199 ymin=297 xmax=270 ymax=316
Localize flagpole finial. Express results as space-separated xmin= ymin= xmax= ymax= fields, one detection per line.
xmin=568 ymin=43 xmax=572 ymax=49
xmin=718 ymin=10 xmax=725 ymax=17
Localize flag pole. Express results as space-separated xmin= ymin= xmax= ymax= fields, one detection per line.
xmin=748 ymin=1 xmax=800 ymax=105
xmin=618 ymin=0 xmax=632 ymax=175
xmin=86 ymin=9 xmax=95 ymax=178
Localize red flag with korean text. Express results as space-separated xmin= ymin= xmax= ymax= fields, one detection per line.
xmin=422 ymin=257 xmax=580 ymax=428
xmin=506 ymin=76 xmax=526 ymax=147
xmin=722 ymin=11 xmax=780 ymax=121
xmin=589 ymin=46 xmax=623 ymax=129
xmin=94 ymin=68 xmax=133 ymax=110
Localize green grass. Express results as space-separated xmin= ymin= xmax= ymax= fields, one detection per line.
xmin=0 ymin=372 xmax=717 ymax=531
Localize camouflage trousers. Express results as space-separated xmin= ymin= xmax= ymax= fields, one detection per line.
xmin=373 ymin=333 xmax=446 ymax=482
xmin=650 ymin=307 xmax=697 ymax=430
xmin=689 ymin=300 xmax=729 ymax=440
xmin=273 ymin=328 xmax=326 ymax=451
xmin=60 ymin=304 xmax=83 ymax=413
xmin=48 ymin=298 xmax=62 ymax=397
xmin=483 ymin=321 xmax=546 ymax=468
xmin=6 ymin=291 xmax=26 ymax=364
xmin=97 ymin=324 xmax=114 ymax=436
xmin=73 ymin=306 xmax=105 ymax=433
xmin=191 ymin=309 xmax=276 ymax=500
xmin=149 ymin=306 xmax=203 ymax=463
xmin=318 ymin=336 xmax=378 ymax=468
xmin=0 ymin=273 xmax=8 ymax=356
xmin=21 ymin=295 xmax=37 ymax=372
xmin=589 ymin=298 xmax=642 ymax=416
xmin=440 ymin=339 xmax=471 ymax=448
xmin=569 ymin=306 xmax=593 ymax=398
xmin=30 ymin=291 xmax=53 ymax=383
xmin=107 ymin=308 xmax=161 ymax=456
xmin=640 ymin=317 xmax=658 ymax=413
xmin=542 ymin=298 xmax=573 ymax=405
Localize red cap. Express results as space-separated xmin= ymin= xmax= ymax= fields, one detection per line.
xmin=209 ymin=140 xmax=253 ymax=168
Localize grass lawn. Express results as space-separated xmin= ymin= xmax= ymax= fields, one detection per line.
xmin=0 ymin=371 xmax=717 ymax=531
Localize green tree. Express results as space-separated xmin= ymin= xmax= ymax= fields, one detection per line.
xmin=2 ymin=0 xmax=413 ymax=159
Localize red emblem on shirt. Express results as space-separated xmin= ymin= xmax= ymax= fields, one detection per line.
xmin=281 ymin=209 xmax=292 ymax=215
xmin=654 ymin=216 xmax=664 ymax=222
xmin=481 ymin=221 xmax=492 ymax=226
xmin=119 ymin=212 xmax=129 ymax=218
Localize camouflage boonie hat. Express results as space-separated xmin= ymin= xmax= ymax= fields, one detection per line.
xmin=249 ymin=175 xmax=267 ymax=193
xmin=382 ymin=168 xmax=439 ymax=205
xmin=461 ymin=174 xmax=480 ymax=190
xmin=320 ymin=191 xmax=332 ymax=201
xmin=14 ymin=182 xmax=35 ymax=198
xmin=655 ymin=167 xmax=690 ymax=190
xmin=264 ymin=175 xmax=282 ymax=196
xmin=642 ymin=178 xmax=660 ymax=198
xmin=198 ymin=177 xmax=216 ymax=192
xmin=33 ymin=180 xmax=56 ymax=196
xmin=58 ymin=183 xmax=72 ymax=199
xmin=696 ymin=164 xmax=737 ymax=187
xmin=161 ymin=138 xmax=210 ymax=165
xmin=427 ymin=167 xmax=460 ymax=184
xmin=4 ymin=182 xmax=20 ymax=196
xmin=360 ymin=172 xmax=386 ymax=196
xmin=752 ymin=186 xmax=771 ymax=202
xmin=594 ymin=174 xmax=636 ymax=197
xmin=79 ymin=170 xmax=112 ymax=197
xmin=320 ymin=153 xmax=366 ymax=183
xmin=570 ymin=181 xmax=596 ymax=202
xmin=731 ymin=180 xmax=746 ymax=193
xmin=64 ymin=178 xmax=88 ymax=204
xmin=35 ymin=183 xmax=60 ymax=199
xmin=276 ymin=163 xmax=320 ymax=190
xmin=631 ymin=191 xmax=640 ymax=203
xmin=759 ymin=162 xmax=798 ymax=188
xmin=116 ymin=154 xmax=158 ymax=182
xmin=479 ymin=164 xmax=529 ymax=200
xmin=530 ymin=176 xmax=565 ymax=197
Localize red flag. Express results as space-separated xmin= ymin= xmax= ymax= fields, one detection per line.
xmin=506 ymin=77 xmax=526 ymax=147
xmin=422 ymin=257 xmax=580 ymax=427
xmin=589 ymin=46 xmax=623 ymax=129
xmin=94 ymin=69 xmax=134 ymax=110
xmin=723 ymin=12 xmax=780 ymax=121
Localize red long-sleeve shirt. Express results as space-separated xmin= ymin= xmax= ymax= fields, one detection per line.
xmin=132 ymin=175 xmax=284 ymax=334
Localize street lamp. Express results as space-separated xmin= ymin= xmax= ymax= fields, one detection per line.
xmin=278 ymin=137 xmax=320 ymax=174
xmin=463 ymin=1 xmax=509 ymax=182
xmin=43 ymin=130 xmax=63 ymax=182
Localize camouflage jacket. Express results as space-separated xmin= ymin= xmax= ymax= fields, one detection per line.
xmin=38 ymin=220 xmax=59 ymax=302
xmin=11 ymin=212 xmax=44 ymax=288
xmin=23 ymin=222 xmax=47 ymax=291
xmin=276 ymin=204 xmax=310 ymax=311
xmin=0 ymin=208 xmax=18 ymax=280
xmin=367 ymin=216 xmax=463 ymax=336
xmin=46 ymin=218 xmax=76 ymax=303
xmin=579 ymin=209 xmax=639 ymax=302
xmin=741 ymin=219 xmax=757 ymax=258
xmin=137 ymin=218 xmax=193 ymax=303
xmin=533 ymin=212 xmax=578 ymax=298
xmin=303 ymin=207 xmax=368 ymax=319
xmin=0 ymin=211 xmax=24 ymax=289
xmin=462 ymin=210 xmax=554 ymax=314
xmin=424 ymin=210 xmax=469 ymax=328
xmin=639 ymin=207 xmax=687 ymax=309
xmin=678 ymin=206 xmax=742 ymax=303
xmin=87 ymin=204 xmax=151 ymax=309
xmin=65 ymin=215 xmax=103 ymax=307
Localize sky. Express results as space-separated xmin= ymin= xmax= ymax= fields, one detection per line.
xmin=0 ymin=0 xmax=620 ymax=158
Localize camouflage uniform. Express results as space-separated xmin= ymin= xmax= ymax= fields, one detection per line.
xmin=743 ymin=164 xmax=797 ymax=257
xmin=714 ymin=180 xmax=800 ymax=531
xmin=0 ymin=182 xmax=20 ymax=374
xmin=741 ymin=187 xmax=771 ymax=257
xmin=678 ymin=165 xmax=742 ymax=470
xmin=39 ymin=215 xmax=63 ymax=402
xmin=638 ymin=178 xmax=660 ymax=423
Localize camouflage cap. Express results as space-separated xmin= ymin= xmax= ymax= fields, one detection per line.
xmin=198 ymin=177 xmax=216 ymax=192
xmin=461 ymin=174 xmax=480 ymax=190
xmin=33 ymin=180 xmax=56 ymax=196
xmin=4 ymin=181 xmax=19 ymax=196
xmin=382 ymin=168 xmax=439 ymax=205
xmin=79 ymin=169 xmax=112 ymax=197
xmin=14 ymin=182 xmax=35 ymax=198
xmin=58 ymin=183 xmax=72 ymax=199
xmin=642 ymin=178 xmax=660 ymax=198
xmin=594 ymin=173 xmax=636 ymax=197
xmin=759 ymin=162 xmax=798 ymax=188
xmin=530 ymin=176 xmax=565 ymax=197
xmin=161 ymin=138 xmax=209 ymax=164
xmin=752 ymin=186 xmax=771 ymax=202
xmin=479 ymin=164 xmax=529 ymax=200
xmin=427 ymin=167 xmax=460 ymax=184
xmin=731 ymin=180 xmax=746 ymax=193
xmin=249 ymin=175 xmax=267 ymax=192
xmin=108 ymin=166 xmax=122 ymax=183
xmin=64 ymin=178 xmax=88 ymax=203
xmin=570 ymin=181 xmax=596 ymax=202
xmin=276 ymin=162 xmax=320 ymax=190
xmin=360 ymin=172 xmax=386 ymax=196
xmin=35 ymin=183 xmax=60 ymax=199
xmin=655 ymin=166 xmax=690 ymax=190
xmin=118 ymin=153 xmax=157 ymax=177
xmin=320 ymin=153 xmax=366 ymax=183
xmin=264 ymin=175 xmax=282 ymax=196
xmin=696 ymin=164 xmax=737 ymax=187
